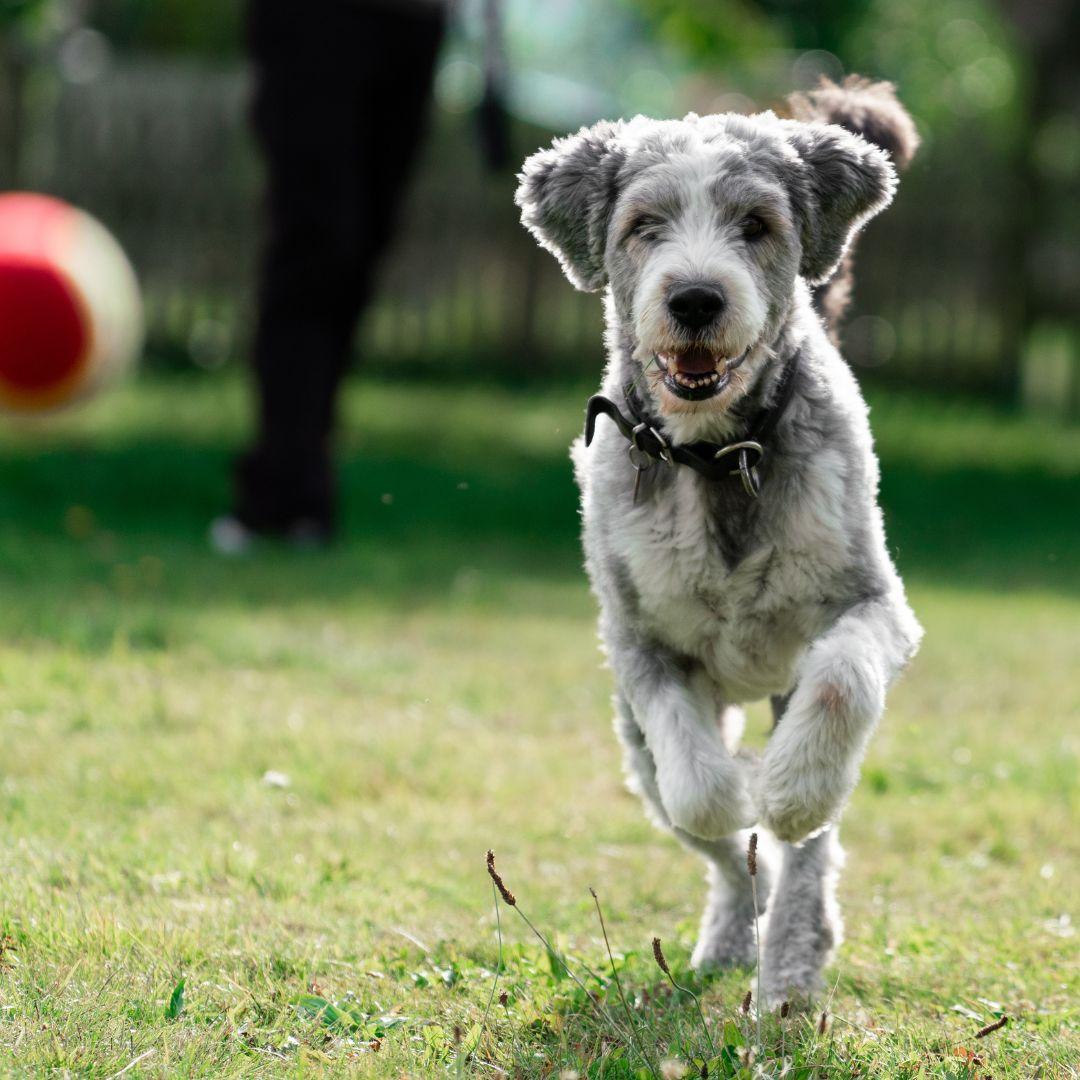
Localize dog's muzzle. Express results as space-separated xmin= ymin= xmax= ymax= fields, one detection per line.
xmin=655 ymin=346 xmax=750 ymax=401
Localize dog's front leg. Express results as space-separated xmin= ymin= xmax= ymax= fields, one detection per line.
xmin=610 ymin=635 xmax=755 ymax=840
xmin=755 ymin=596 xmax=921 ymax=843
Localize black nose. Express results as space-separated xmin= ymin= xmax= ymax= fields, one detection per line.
xmin=667 ymin=284 xmax=725 ymax=330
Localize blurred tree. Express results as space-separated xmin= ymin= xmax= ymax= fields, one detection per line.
xmin=0 ymin=0 xmax=48 ymax=28
xmin=626 ymin=0 xmax=1078 ymax=413
xmin=753 ymin=0 xmax=874 ymax=56
xmin=0 ymin=0 xmax=45 ymax=186
xmin=997 ymin=0 xmax=1079 ymax=413
xmin=1 ymin=0 xmax=241 ymax=184
xmin=618 ymin=0 xmax=777 ymax=63
xmin=85 ymin=0 xmax=242 ymax=58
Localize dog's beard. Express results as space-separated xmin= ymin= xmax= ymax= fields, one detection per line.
xmin=631 ymin=276 xmax=766 ymax=413
xmin=653 ymin=345 xmax=752 ymax=400
xmin=648 ymin=347 xmax=761 ymax=414
xmin=631 ymin=333 xmax=764 ymax=414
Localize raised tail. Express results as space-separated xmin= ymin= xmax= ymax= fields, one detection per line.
xmin=787 ymin=76 xmax=920 ymax=340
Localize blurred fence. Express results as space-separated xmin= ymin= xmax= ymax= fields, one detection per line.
xmin=2 ymin=53 xmax=1022 ymax=395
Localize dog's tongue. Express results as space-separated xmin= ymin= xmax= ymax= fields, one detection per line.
xmin=672 ymin=346 xmax=719 ymax=375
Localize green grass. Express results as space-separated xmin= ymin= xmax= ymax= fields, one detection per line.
xmin=0 ymin=372 xmax=1077 ymax=1077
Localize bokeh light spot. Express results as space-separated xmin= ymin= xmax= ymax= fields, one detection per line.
xmin=435 ymin=59 xmax=483 ymax=115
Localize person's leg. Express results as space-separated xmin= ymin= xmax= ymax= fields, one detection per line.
xmin=299 ymin=3 xmax=446 ymax=490
xmin=230 ymin=0 xmax=444 ymax=540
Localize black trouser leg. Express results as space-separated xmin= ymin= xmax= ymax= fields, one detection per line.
xmin=235 ymin=0 xmax=444 ymax=532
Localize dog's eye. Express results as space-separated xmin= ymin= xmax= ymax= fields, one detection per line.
xmin=741 ymin=214 xmax=767 ymax=241
xmin=627 ymin=215 xmax=664 ymax=243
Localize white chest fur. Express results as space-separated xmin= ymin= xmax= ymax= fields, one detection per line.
xmin=610 ymin=460 xmax=849 ymax=702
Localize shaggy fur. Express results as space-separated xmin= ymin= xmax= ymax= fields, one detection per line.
xmin=516 ymin=80 xmax=923 ymax=1006
xmin=789 ymin=77 xmax=921 ymax=339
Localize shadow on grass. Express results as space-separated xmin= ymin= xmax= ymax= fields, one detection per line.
xmin=0 ymin=393 xmax=1076 ymax=650
xmin=0 ymin=426 xmax=588 ymax=651
xmin=880 ymin=460 xmax=1077 ymax=596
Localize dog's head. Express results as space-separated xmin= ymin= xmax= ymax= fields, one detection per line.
xmin=517 ymin=111 xmax=896 ymax=429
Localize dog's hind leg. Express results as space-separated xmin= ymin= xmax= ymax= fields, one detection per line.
xmin=687 ymin=831 xmax=769 ymax=971
xmin=759 ymin=826 xmax=844 ymax=1007
xmin=615 ymin=696 xmax=769 ymax=970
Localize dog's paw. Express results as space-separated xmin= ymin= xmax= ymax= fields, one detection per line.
xmin=760 ymin=921 xmax=837 ymax=1008
xmin=658 ymin=757 xmax=755 ymax=840
xmin=759 ymin=980 xmax=819 ymax=1013
xmin=754 ymin=742 xmax=852 ymax=843
xmin=691 ymin=919 xmax=758 ymax=972
xmin=756 ymin=794 xmax=831 ymax=844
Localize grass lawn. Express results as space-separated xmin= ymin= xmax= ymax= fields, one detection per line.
xmin=0 ymin=372 xmax=1076 ymax=1077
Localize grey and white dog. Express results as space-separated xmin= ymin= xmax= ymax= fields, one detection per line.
xmin=516 ymin=79 xmax=923 ymax=1004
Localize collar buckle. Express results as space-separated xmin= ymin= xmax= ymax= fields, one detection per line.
xmin=630 ymin=421 xmax=671 ymax=468
xmin=628 ymin=423 xmax=671 ymax=504
xmin=713 ymin=440 xmax=764 ymax=499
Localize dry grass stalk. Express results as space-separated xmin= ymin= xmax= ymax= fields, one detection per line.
xmin=974 ymin=1015 xmax=1008 ymax=1039
xmin=483 ymin=852 xmax=628 ymax=1047
xmin=650 ymin=937 xmax=715 ymax=1058
xmin=746 ymin=832 xmax=762 ymax=1049
xmin=477 ymin=876 xmax=506 ymax=1060
xmin=590 ymin=888 xmax=658 ymax=1079
xmin=652 ymin=936 xmax=671 ymax=976
xmin=778 ymin=997 xmax=790 ymax=1061
xmin=486 ymin=849 xmax=516 ymax=906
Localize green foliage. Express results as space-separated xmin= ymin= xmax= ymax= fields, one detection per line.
xmin=845 ymin=0 xmax=1025 ymax=140
xmin=0 ymin=0 xmax=48 ymax=30
xmin=619 ymin=0 xmax=780 ymax=63
xmin=165 ymin=978 xmax=185 ymax=1019
xmin=624 ymin=0 xmax=1027 ymax=140
xmin=754 ymin=0 xmax=876 ymax=54
xmin=85 ymin=0 xmax=242 ymax=58
xmin=293 ymin=993 xmax=408 ymax=1038
xmin=626 ymin=0 xmax=875 ymax=58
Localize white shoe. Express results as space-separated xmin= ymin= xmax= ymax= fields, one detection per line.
xmin=208 ymin=514 xmax=255 ymax=556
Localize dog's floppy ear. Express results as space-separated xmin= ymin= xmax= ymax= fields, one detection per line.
xmin=780 ymin=121 xmax=897 ymax=285
xmin=516 ymin=120 xmax=626 ymax=292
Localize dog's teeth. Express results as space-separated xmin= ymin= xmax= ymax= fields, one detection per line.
xmin=669 ymin=366 xmax=725 ymax=391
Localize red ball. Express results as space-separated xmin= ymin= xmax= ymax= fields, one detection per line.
xmin=0 ymin=193 xmax=142 ymax=413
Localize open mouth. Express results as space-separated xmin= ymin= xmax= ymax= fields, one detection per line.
xmin=654 ymin=345 xmax=750 ymax=401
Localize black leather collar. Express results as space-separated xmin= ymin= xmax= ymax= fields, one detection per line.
xmin=584 ymin=349 xmax=801 ymax=498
